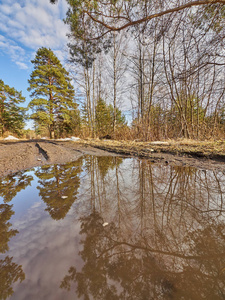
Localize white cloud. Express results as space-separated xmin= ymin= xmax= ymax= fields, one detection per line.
xmin=16 ymin=61 xmax=29 ymax=70
xmin=0 ymin=34 xmax=29 ymax=69
xmin=7 ymin=196 xmax=82 ymax=300
xmin=0 ymin=0 xmax=69 ymax=66
xmin=54 ymin=48 xmax=69 ymax=64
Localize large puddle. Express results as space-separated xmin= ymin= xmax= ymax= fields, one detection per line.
xmin=0 ymin=156 xmax=225 ymax=299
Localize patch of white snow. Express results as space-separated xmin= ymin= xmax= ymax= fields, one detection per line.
xmin=4 ymin=135 xmax=19 ymax=140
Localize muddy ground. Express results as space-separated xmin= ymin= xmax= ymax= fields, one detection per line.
xmin=0 ymin=140 xmax=118 ymax=177
xmin=0 ymin=139 xmax=225 ymax=177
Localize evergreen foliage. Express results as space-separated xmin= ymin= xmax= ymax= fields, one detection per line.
xmin=47 ymin=0 xmax=225 ymax=140
xmin=65 ymin=0 xmax=112 ymax=68
xmin=35 ymin=159 xmax=82 ymax=220
xmin=95 ymin=98 xmax=112 ymax=136
xmin=109 ymin=104 xmax=127 ymax=128
xmin=0 ymin=80 xmax=26 ymax=137
xmin=95 ymin=98 xmax=126 ymax=137
xmin=28 ymin=47 xmax=80 ymax=138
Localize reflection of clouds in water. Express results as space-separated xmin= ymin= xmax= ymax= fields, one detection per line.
xmin=2 ymin=157 xmax=225 ymax=299
xmin=12 ymin=201 xmax=45 ymax=231
xmin=7 ymin=200 xmax=82 ymax=300
xmin=30 ymin=201 xmax=42 ymax=209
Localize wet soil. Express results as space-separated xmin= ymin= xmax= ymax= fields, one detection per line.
xmin=82 ymin=139 xmax=225 ymax=172
xmin=0 ymin=140 xmax=118 ymax=177
xmin=0 ymin=139 xmax=225 ymax=177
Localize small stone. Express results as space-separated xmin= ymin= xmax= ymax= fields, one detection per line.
xmin=103 ymin=222 xmax=109 ymax=227
xmin=61 ymin=196 xmax=68 ymax=199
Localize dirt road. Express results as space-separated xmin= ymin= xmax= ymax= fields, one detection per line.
xmin=0 ymin=140 xmax=117 ymax=177
xmin=0 ymin=139 xmax=225 ymax=177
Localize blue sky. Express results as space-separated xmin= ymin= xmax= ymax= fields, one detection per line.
xmin=0 ymin=0 xmax=69 ymax=129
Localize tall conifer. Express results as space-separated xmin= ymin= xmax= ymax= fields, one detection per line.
xmin=28 ymin=47 xmax=79 ymax=138
xmin=0 ymin=80 xmax=26 ymax=137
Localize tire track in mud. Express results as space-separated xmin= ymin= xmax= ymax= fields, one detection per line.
xmin=35 ymin=143 xmax=49 ymax=160
xmin=0 ymin=141 xmax=84 ymax=177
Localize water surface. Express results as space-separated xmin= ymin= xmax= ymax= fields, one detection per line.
xmin=0 ymin=156 xmax=225 ymax=299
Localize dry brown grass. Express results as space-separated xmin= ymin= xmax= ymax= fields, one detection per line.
xmin=1 ymin=136 xmax=225 ymax=160
xmin=80 ymin=138 xmax=225 ymax=159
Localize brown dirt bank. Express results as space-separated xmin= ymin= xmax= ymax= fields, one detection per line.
xmin=82 ymin=138 xmax=225 ymax=171
xmin=1 ymin=138 xmax=225 ymax=177
xmin=0 ymin=139 xmax=118 ymax=177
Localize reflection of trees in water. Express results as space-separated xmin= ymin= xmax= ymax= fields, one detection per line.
xmin=0 ymin=204 xmax=25 ymax=300
xmin=61 ymin=213 xmax=225 ymax=299
xmin=0 ymin=204 xmax=18 ymax=253
xmin=61 ymin=211 xmax=177 ymax=299
xmin=97 ymin=156 xmax=121 ymax=179
xmin=35 ymin=159 xmax=83 ymax=220
xmin=80 ymin=156 xmax=123 ymax=214
xmin=179 ymin=224 xmax=225 ymax=299
xmin=0 ymin=171 xmax=32 ymax=298
xmin=0 ymin=256 xmax=25 ymax=300
xmin=131 ymin=161 xmax=225 ymax=251
xmin=61 ymin=158 xmax=225 ymax=299
xmin=0 ymin=171 xmax=34 ymax=203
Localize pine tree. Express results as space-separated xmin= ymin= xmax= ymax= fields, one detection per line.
xmin=0 ymin=80 xmax=26 ymax=137
xmin=109 ymin=104 xmax=127 ymax=128
xmin=95 ymin=98 xmax=112 ymax=136
xmin=28 ymin=47 xmax=80 ymax=138
xmin=95 ymin=98 xmax=127 ymax=137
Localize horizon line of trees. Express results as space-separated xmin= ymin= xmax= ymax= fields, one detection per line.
xmin=2 ymin=1 xmax=225 ymax=140
xmin=0 ymin=47 xmax=127 ymax=140
xmin=63 ymin=0 xmax=225 ymax=140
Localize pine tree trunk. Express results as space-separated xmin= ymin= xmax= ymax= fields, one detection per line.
xmin=49 ymin=75 xmax=55 ymax=139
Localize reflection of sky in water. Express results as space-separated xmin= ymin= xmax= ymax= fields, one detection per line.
xmin=9 ymin=176 xmax=40 ymax=221
xmin=0 ymin=166 xmax=83 ymax=300
xmin=1 ymin=157 xmax=225 ymax=299
xmin=9 ymin=214 xmax=81 ymax=300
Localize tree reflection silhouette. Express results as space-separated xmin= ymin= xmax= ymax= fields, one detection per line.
xmin=0 ymin=204 xmax=18 ymax=253
xmin=97 ymin=157 xmax=123 ymax=179
xmin=61 ymin=213 xmax=225 ymax=299
xmin=35 ymin=159 xmax=83 ymax=220
xmin=0 ymin=171 xmax=33 ymax=203
xmin=0 ymin=204 xmax=25 ymax=300
xmin=177 ymin=224 xmax=225 ymax=299
xmin=60 ymin=212 xmax=176 ymax=299
xmin=0 ymin=256 xmax=25 ymax=300
xmin=61 ymin=159 xmax=225 ymax=299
